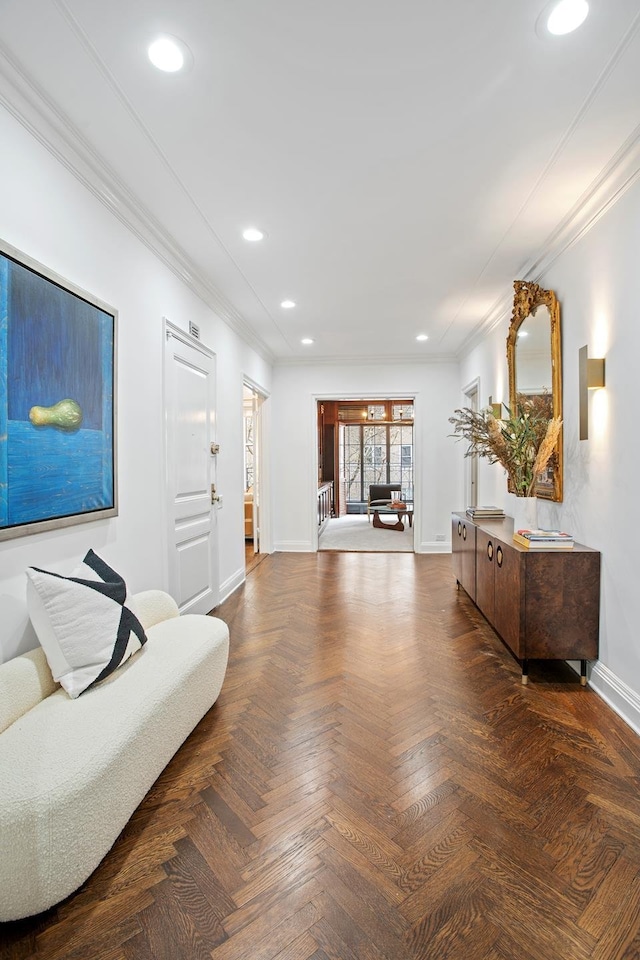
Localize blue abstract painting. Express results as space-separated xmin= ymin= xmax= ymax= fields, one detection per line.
xmin=0 ymin=243 xmax=117 ymax=540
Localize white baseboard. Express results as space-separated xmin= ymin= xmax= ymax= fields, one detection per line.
xmin=272 ymin=540 xmax=315 ymax=552
xmin=587 ymin=661 xmax=640 ymax=738
xmin=273 ymin=540 xmax=451 ymax=554
xmin=218 ymin=568 xmax=245 ymax=604
xmin=416 ymin=541 xmax=452 ymax=554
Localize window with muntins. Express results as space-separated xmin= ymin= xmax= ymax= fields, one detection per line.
xmin=343 ymin=422 xmax=414 ymax=505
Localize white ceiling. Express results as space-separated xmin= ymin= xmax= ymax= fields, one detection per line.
xmin=1 ymin=0 xmax=640 ymax=363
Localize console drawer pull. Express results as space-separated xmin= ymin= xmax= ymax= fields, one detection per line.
xmin=496 ymin=545 xmax=503 ymax=567
xmin=487 ymin=540 xmax=493 ymax=561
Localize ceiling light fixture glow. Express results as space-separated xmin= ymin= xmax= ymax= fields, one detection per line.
xmin=148 ymin=35 xmax=186 ymax=72
xmin=242 ymin=227 xmax=265 ymax=242
xmin=281 ymin=299 xmax=296 ymax=309
xmin=546 ymin=0 xmax=589 ymax=35
xmin=416 ymin=334 xmax=429 ymax=341
xmin=301 ymin=338 xmax=314 ymax=345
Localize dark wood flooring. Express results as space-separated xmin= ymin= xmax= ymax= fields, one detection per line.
xmin=4 ymin=552 xmax=640 ymax=959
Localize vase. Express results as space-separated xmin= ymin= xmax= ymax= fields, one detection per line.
xmin=511 ymin=495 xmax=538 ymax=532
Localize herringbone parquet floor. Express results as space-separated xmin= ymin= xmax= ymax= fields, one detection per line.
xmin=4 ymin=552 xmax=640 ymax=959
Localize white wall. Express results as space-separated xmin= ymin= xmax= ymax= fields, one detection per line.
xmin=0 ymin=105 xmax=271 ymax=663
xmin=271 ymin=361 xmax=462 ymax=552
xmin=459 ymin=176 xmax=640 ymax=732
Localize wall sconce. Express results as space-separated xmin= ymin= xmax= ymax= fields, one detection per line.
xmin=579 ymin=345 xmax=606 ymax=440
xmin=488 ymin=396 xmax=504 ymax=419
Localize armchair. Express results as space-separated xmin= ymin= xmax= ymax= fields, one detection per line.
xmin=367 ymin=483 xmax=402 ymax=522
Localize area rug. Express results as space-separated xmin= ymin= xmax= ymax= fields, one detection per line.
xmin=318 ymin=515 xmax=414 ymax=552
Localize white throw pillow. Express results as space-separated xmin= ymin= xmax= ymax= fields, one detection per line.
xmin=26 ymin=549 xmax=148 ymax=699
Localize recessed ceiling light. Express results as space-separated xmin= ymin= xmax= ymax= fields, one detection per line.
xmin=301 ymin=338 xmax=314 ymax=345
xmin=416 ymin=334 xmax=429 ymax=341
xmin=545 ymin=0 xmax=588 ymax=35
xmin=281 ymin=300 xmax=296 ymax=309
xmin=242 ymin=227 xmax=265 ymax=242
xmin=148 ymin=35 xmax=188 ymax=73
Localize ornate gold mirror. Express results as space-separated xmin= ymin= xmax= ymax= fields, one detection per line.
xmin=507 ymin=280 xmax=563 ymax=501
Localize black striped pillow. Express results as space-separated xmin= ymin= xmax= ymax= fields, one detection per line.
xmin=26 ymin=549 xmax=148 ymax=698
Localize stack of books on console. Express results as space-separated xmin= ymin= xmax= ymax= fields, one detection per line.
xmin=513 ymin=528 xmax=574 ymax=549
xmin=466 ymin=506 xmax=505 ymax=519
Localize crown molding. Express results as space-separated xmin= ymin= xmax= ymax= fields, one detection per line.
xmin=4 ymin=17 xmax=640 ymax=371
xmin=522 ymin=123 xmax=640 ymax=281
xmin=0 ymin=42 xmax=276 ymax=366
xmin=458 ymin=125 xmax=640 ymax=361
xmin=457 ymin=291 xmax=512 ymax=360
xmin=459 ymin=10 xmax=640 ymax=361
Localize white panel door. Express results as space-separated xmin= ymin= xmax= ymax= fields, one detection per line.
xmin=164 ymin=326 xmax=218 ymax=614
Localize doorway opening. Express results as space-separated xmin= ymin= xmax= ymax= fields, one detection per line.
xmin=317 ymin=398 xmax=415 ymax=552
xmin=463 ymin=379 xmax=479 ymax=510
xmin=243 ymin=382 xmax=266 ymax=574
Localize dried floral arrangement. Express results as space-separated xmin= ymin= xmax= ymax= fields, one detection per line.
xmin=449 ymin=393 xmax=562 ymax=498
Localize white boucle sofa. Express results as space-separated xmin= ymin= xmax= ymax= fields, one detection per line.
xmin=0 ymin=590 xmax=229 ymax=922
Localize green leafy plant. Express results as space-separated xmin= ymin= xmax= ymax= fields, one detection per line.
xmin=449 ymin=394 xmax=562 ymax=497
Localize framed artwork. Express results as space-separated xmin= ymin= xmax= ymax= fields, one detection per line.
xmin=0 ymin=239 xmax=117 ymax=541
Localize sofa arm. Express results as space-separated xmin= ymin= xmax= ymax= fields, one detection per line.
xmin=0 ymin=648 xmax=58 ymax=735
xmin=128 ymin=590 xmax=180 ymax=631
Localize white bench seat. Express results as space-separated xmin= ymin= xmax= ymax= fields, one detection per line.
xmin=0 ymin=590 xmax=229 ymax=921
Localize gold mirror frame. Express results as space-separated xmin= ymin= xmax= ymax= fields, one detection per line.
xmin=507 ymin=280 xmax=563 ymax=501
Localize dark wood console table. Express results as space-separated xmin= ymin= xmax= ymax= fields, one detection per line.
xmin=452 ymin=512 xmax=600 ymax=685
